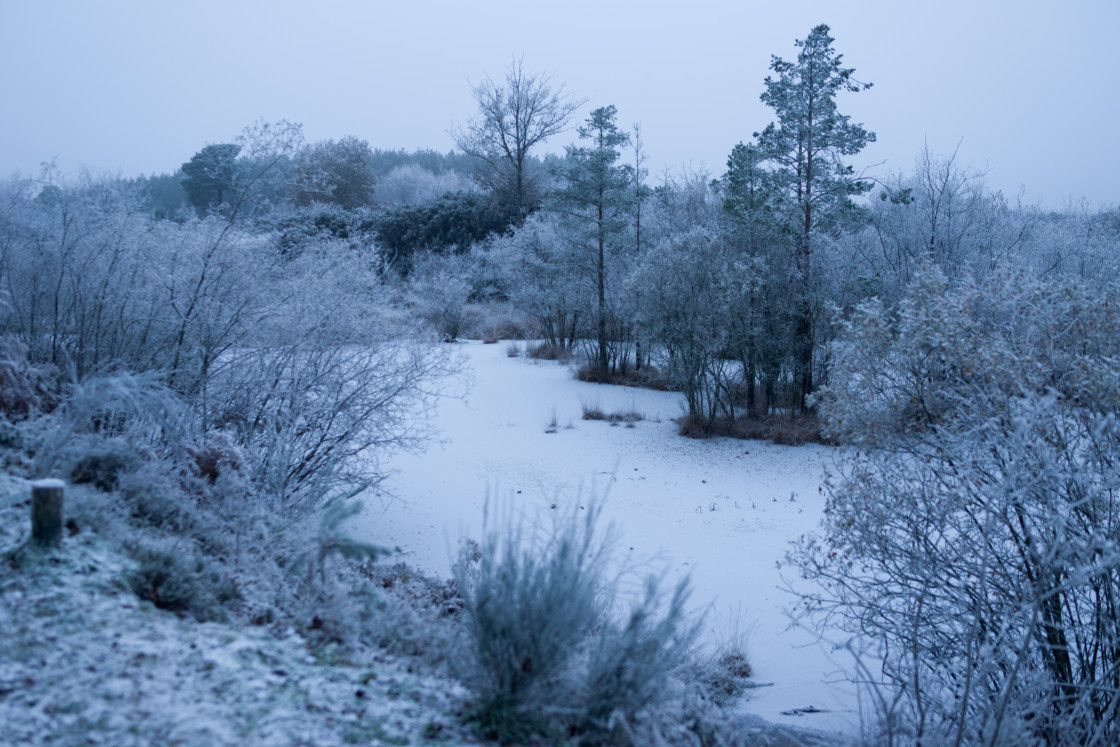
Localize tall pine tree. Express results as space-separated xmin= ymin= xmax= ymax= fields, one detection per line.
xmin=551 ymin=106 xmax=634 ymax=377
xmin=756 ymin=24 xmax=875 ymax=411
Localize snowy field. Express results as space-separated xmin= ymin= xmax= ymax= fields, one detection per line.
xmin=359 ymin=340 xmax=864 ymax=737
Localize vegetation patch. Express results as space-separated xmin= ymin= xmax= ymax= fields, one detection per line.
xmin=676 ymin=412 xmax=825 ymax=445
xmin=526 ymin=342 xmax=575 ymax=361
xmin=576 ymin=361 xmax=672 ymax=390
xmin=580 ymin=400 xmax=644 ymax=424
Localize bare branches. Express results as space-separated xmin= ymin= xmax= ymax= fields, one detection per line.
xmin=452 ymin=58 xmax=586 ymax=218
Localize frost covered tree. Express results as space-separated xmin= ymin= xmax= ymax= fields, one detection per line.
xmin=719 ymin=141 xmax=791 ymax=414
xmin=180 ymin=143 xmax=240 ymax=216
xmin=291 ymin=136 xmax=377 ymax=210
xmin=452 ymin=57 xmax=585 ymax=219
xmin=793 ymin=264 xmax=1120 ymax=745
xmin=845 ymin=144 xmax=1040 ymax=306
xmin=756 ymin=24 xmax=875 ymax=411
xmin=373 ymin=164 xmax=465 ymax=206
xmin=629 ymin=227 xmax=757 ymax=426
xmin=486 ymin=212 xmax=587 ymax=351
xmin=551 ymin=105 xmax=634 ymax=377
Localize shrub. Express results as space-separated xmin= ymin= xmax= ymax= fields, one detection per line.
xmin=580 ymin=399 xmax=643 ymax=424
xmin=454 ymin=503 xmax=607 ymax=739
xmin=792 ymin=265 xmax=1120 ymax=745
xmin=186 ymin=430 xmax=245 ymax=483
xmin=0 ymin=335 xmax=57 ymax=419
xmin=127 ymin=541 xmax=241 ymax=622
xmin=68 ymin=444 xmax=140 ymax=491
xmin=676 ymin=412 xmax=824 ymax=444
xmin=454 ymin=501 xmax=700 ymax=743
xmin=584 ymin=575 xmax=698 ymax=731
xmin=576 ymin=361 xmax=671 ymax=391
xmin=526 ymin=341 xmax=574 ymax=361
xmin=408 ymin=253 xmax=471 ymax=341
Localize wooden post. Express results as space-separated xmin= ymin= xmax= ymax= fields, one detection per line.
xmin=31 ymin=479 xmax=65 ymax=548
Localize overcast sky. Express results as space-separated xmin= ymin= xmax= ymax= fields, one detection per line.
xmin=1 ymin=0 xmax=1116 ymax=208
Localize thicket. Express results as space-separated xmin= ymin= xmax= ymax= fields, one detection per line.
xmin=0 ymin=167 xmax=455 ymax=647
xmin=453 ymin=502 xmax=705 ymax=744
xmin=792 ymin=264 xmax=1120 ymax=745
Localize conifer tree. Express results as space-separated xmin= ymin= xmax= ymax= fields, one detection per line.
xmin=551 ymin=106 xmax=634 ymax=377
xmin=756 ymin=24 xmax=875 ymax=411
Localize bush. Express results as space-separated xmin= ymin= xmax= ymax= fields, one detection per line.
xmin=792 ymin=265 xmax=1120 ymax=745
xmin=454 ymin=504 xmax=607 ymax=740
xmin=454 ymin=501 xmax=700 ymax=743
xmin=0 ymin=335 xmax=57 ymax=419
xmin=526 ymin=341 xmax=574 ymax=361
xmin=127 ymin=541 xmax=241 ymax=622
xmin=676 ymin=412 xmax=824 ymax=445
xmin=584 ymin=575 xmax=698 ymax=731
xmin=580 ymin=400 xmax=643 ymax=424
xmin=408 ymin=253 xmax=471 ymax=341
xmin=68 ymin=444 xmax=140 ymax=492
xmin=576 ymin=361 xmax=672 ymax=391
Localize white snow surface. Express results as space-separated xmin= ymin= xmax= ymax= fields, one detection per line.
xmin=360 ymin=340 xmax=864 ymax=737
xmin=0 ymin=475 xmax=473 ymax=746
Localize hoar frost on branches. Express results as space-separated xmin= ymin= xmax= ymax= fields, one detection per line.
xmin=791 ymin=263 xmax=1120 ymax=745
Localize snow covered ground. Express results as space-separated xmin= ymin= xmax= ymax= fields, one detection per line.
xmin=0 ymin=475 xmax=474 ymax=747
xmin=359 ymin=340 xmax=865 ymax=738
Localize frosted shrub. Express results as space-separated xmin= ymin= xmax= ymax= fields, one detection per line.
xmin=488 ymin=213 xmax=588 ymax=352
xmin=629 ymin=227 xmax=759 ymax=427
xmin=29 ymin=372 xmax=191 ymax=483
xmin=794 ymin=264 xmax=1120 ymax=745
xmin=454 ymin=502 xmax=700 ymax=742
xmin=127 ymin=539 xmax=242 ymax=622
xmin=584 ymin=575 xmax=698 ymax=732
xmin=0 ymin=335 xmax=57 ymax=419
xmin=407 ymin=252 xmax=471 ymax=341
xmin=207 ymin=339 xmax=450 ymax=518
xmin=454 ymin=504 xmax=607 ymax=739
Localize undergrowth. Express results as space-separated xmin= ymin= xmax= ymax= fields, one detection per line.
xmin=677 ymin=411 xmax=827 ymax=445
xmin=453 ymin=501 xmax=707 ymax=744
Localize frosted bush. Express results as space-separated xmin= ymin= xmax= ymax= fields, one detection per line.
xmin=454 ymin=501 xmax=701 ymax=743
xmin=794 ymin=264 xmax=1120 ymax=745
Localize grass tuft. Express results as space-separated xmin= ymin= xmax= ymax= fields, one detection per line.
xmin=580 ymin=399 xmax=644 ymax=424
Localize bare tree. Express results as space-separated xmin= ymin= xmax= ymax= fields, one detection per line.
xmin=452 ymin=57 xmax=585 ymax=220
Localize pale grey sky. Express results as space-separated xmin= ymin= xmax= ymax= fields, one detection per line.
xmin=1 ymin=0 xmax=1116 ymax=208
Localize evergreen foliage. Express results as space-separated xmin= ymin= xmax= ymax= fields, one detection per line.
xmin=551 ymin=105 xmax=635 ymax=377
xmin=291 ymin=136 xmax=377 ymax=210
xmin=375 ymin=190 xmax=517 ymax=273
xmin=180 ymin=143 xmax=240 ymax=216
xmin=755 ymin=24 xmax=875 ymax=411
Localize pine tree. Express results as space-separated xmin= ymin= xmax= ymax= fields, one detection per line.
xmin=722 ymin=141 xmax=776 ymax=415
xmin=756 ymin=24 xmax=875 ymax=411
xmin=180 ymin=144 xmax=240 ymax=217
xmin=551 ymin=106 xmax=634 ymax=377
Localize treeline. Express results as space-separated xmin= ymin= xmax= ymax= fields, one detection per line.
xmin=10 ymin=24 xmax=1120 ymax=436
xmin=31 ymin=29 xmax=1120 ymax=435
